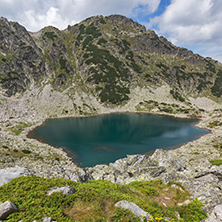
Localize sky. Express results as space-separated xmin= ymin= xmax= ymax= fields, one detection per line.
xmin=1 ymin=0 xmax=222 ymax=62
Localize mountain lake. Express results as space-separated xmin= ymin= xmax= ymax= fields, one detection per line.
xmin=28 ymin=113 xmax=209 ymax=167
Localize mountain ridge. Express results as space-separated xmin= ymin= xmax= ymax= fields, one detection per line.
xmin=0 ymin=14 xmax=222 ymax=112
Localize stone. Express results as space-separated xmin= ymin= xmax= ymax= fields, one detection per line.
xmin=47 ymin=185 xmax=76 ymax=196
xmin=115 ymin=200 xmax=151 ymax=221
xmin=174 ymin=211 xmax=180 ymax=221
xmin=202 ymin=205 xmax=222 ymax=222
xmin=69 ymin=169 xmax=93 ymax=183
xmin=0 ymin=201 xmax=18 ymax=220
xmin=42 ymin=217 xmax=56 ymax=222
xmin=0 ymin=167 xmax=30 ymax=187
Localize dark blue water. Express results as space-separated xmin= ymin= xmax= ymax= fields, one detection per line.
xmin=28 ymin=113 xmax=209 ymax=167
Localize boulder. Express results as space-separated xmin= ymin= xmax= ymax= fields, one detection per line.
xmin=69 ymin=169 xmax=93 ymax=183
xmin=115 ymin=200 xmax=151 ymax=221
xmin=202 ymin=205 xmax=222 ymax=222
xmin=0 ymin=201 xmax=18 ymax=220
xmin=47 ymin=185 xmax=76 ymax=196
xmin=42 ymin=217 xmax=56 ymax=222
xmin=0 ymin=167 xmax=31 ymax=187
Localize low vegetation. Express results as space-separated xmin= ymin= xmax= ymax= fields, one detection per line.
xmin=209 ymin=159 xmax=222 ymax=166
xmin=0 ymin=176 xmax=207 ymax=222
xmin=9 ymin=122 xmax=32 ymax=135
xmin=207 ymin=120 xmax=222 ymax=128
xmin=136 ymin=100 xmax=200 ymax=115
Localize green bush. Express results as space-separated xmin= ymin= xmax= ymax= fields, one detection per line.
xmin=0 ymin=176 xmax=207 ymax=222
xmin=43 ymin=32 xmax=57 ymax=41
xmin=178 ymin=199 xmax=207 ymax=222
xmin=99 ymin=18 xmax=106 ymax=24
xmin=211 ymin=69 xmax=222 ymax=97
xmin=21 ymin=150 xmax=31 ymax=154
xmin=208 ymin=120 xmax=222 ymax=128
xmin=209 ymin=159 xmax=222 ymax=166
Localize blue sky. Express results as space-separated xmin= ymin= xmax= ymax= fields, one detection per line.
xmin=132 ymin=0 xmax=171 ymax=31
xmin=0 ymin=0 xmax=222 ymax=62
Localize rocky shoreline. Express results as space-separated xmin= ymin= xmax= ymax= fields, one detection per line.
xmin=1 ymin=108 xmax=222 ymax=217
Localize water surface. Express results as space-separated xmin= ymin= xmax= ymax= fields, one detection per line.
xmin=28 ymin=113 xmax=209 ymax=167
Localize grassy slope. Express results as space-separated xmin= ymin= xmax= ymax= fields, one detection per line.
xmin=0 ymin=176 xmax=207 ymax=222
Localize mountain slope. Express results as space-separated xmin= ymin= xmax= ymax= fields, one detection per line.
xmin=0 ymin=15 xmax=222 ymax=119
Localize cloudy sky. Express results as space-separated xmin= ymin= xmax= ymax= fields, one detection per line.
xmin=1 ymin=0 xmax=222 ymax=62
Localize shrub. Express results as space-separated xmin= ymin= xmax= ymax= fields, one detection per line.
xmin=22 ymin=150 xmax=31 ymax=154
xmin=209 ymin=159 xmax=222 ymax=166
xmin=178 ymin=199 xmax=207 ymax=221
xmin=208 ymin=120 xmax=222 ymax=128
xmin=43 ymin=32 xmax=57 ymax=41
xmin=0 ymin=176 xmax=207 ymax=222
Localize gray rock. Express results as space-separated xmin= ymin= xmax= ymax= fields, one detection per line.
xmin=69 ymin=169 xmax=93 ymax=183
xmin=0 ymin=167 xmax=30 ymax=187
xmin=115 ymin=200 xmax=151 ymax=221
xmin=42 ymin=217 xmax=56 ymax=222
xmin=182 ymin=173 xmax=222 ymax=213
xmin=202 ymin=205 xmax=222 ymax=222
xmin=0 ymin=201 xmax=18 ymax=220
xmin=47 ymin=185 xmax=76 ymax=196
xmin=174 ymin=211 xmax=180 ymax=221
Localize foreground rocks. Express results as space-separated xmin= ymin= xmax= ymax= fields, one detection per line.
xmin=0 ymin=201 xmax=18 ymax=220
xmin=47 ymin=185 xmax=76 ymax=196
xmin=0 ymin=167 xmax=31 ymax=186
xmin=0 ymin=105 xmax=222 ymax=219
xmin=88 ymin=130 xmax=222 ymax=214
xmin=202 ymin=205 xmax=222 ymax=222
xmin=115 ymin=200 xmax=152 ymax=221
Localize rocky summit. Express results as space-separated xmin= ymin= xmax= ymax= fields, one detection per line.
xmin=0 ymin=14 xmax=222 ymax=221
xmin=1 ymin=14 xmax=222 ymax=113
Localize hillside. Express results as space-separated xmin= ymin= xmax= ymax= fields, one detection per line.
xmin=0 ymin=15 xmax=222 ymax=121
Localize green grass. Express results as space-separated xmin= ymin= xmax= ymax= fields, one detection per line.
xmin=0 ymin=176 xmax=207 ymax=222
xmin=209 ymin=159 xmax=222 ymax=166
xmin=9 ymin=122 xmax=31 ymax=135
xmin=207 ymin=120 xmax=222 ymax=128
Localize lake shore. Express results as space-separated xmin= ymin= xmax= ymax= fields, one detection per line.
xmin=0 ymin=105 xmax=222 ymax=214
xmin=26 ymin=112 xmax=209 ymax=167
xmin=0 ymin=108 xmax=219 ymax=173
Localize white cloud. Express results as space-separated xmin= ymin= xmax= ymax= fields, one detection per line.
xmin=21 ymin=7 xmax=71 ymax=31
xmin=149 ymin=0 xmax=222 ymax=62
xmin=1 ymin=0 xmax=221 ymax=62
xmin=0 ymin=0 xmax=160 ymax=31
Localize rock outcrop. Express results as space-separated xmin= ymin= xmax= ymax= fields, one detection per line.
xmin=0 ymin=167 xmax=31 ymax=186
xmin=115 ymin=200 xmax=152 ymax=221
xmin=201 ymin=205 xmax=222 ymax=222
xmin=88 ymin=132 xmax=222 ymax=214
xmin=0 ymin=201 xmax=18 ymax=220
xmin=47 ymin=185 xmax=76 ymax=196
xmin=32 ymin=217 xmax=57 ymax=222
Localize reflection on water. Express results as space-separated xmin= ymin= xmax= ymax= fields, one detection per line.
xmin=28 ymin=113 xmax=209 ymax=167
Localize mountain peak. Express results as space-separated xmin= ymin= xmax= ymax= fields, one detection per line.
xmin=0 ymin=15 xmax=221 ymax=107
